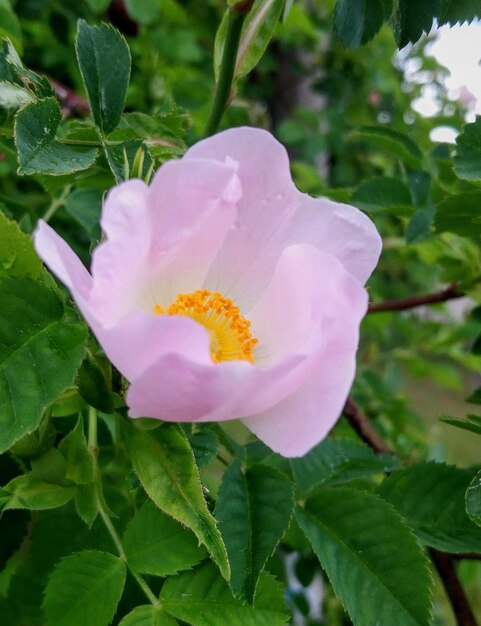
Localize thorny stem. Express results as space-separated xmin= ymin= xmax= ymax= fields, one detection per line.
xmin=343 ymin=397 xmax=479 ymax=626
xmin=87 ymin=407 xmax=160 ymax=606
xmin=203 ymin=2 xmax=253 ymax=137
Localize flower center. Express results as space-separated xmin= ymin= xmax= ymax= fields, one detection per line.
xmin=154 ymin=289 xmax=257 ymax=363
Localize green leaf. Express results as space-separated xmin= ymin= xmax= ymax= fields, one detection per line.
xmin=160 ymin=563 xmax=289 ymax=626
xmin=189 ymin=429 xmax=220 ymax=468
xmin=75 ymin=20 xmax=131 ymax=135
xmin=0 ymin=80 xmax=34 ymax=111
xmin=453 ymin=117 xmax=481 ymax=181
xmin=466 ymin=469 xmax=481 ymax=527
xmin=0 ymin=278 xmax=87 ymax=453
xmin=74 ymin=481 xmax=99 ymax=527
xmin=291 ymin=438 xmax=400 ymax=497
xmin=440 ymin=414 xmax=481 ymax=437
xmin=214 ymin=0 xmax=284 ymax=81
xmin=78 ymin=357 xmax=114 ymax=414
xmin=126 ymin=423 xmax=229 ymax=580
xmin=0 ymin=474 xmax=75 ymax=511
xmin=104 ymin=140 xmax=153 ymax=183
xmin=125 ymin=0 xmax=161 ymax=25
xmin=350 ymin=126 xmax=424 ymax=169
xmin=59 ymin=418 xmax=95 ymax=485
xmin=0 ymin=0 xmax=22 ymax=54
xmin=352 ymin=176 xmax=412 ymax=213
xmin=0 ymin=211 xmax=43 ymax=278
xmin=123 ymin=501 xmax=206 ymax=577
xmin=434 ymin=191 xmax=481 ymax=237
xmin=85 ymin=0 xmax=111 ymax=13
xmin=14 ymin=97 xmax=98 ymax=175
xmin=43 ymin=550 xmax=126 ymax=626
xmin=296 ymin=488 xmax=432 ymax=626
xmin=119 ymin=606 xmax=179 ymax=626
xmin=334 ymin=0 xmax=386 ymax=47
xmin=378 ymin=462 xmax=481 ymax=553
xmin=214 ymin=460 xmax=294 ymax=601
xmin=64 ymin=188 xmax=102 ymax=238
xmin=438 ymin=0 xmax=481 ymax=26
xmin=393 ymin=0 xmax=437 ymax=48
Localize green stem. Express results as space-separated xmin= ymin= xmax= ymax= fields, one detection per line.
xmin=42 ymin=185 xmax=72 ymax=222
xmin=203 ymin=5 xmax=250 ymax=137
xmin=87 ymin=408 xmax=160 ymax=606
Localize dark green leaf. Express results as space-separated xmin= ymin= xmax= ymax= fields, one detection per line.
xmin=454 ymin=117 xmax=481 ymax=180
xmin=0 ymin=211 xmax=43 ymax=278
xmin=14 ymin=97 xmax=98 ymax=175
xmin=466 ymin=469 xmax=481 ymax=527
xmin=334 ymin=0 xmax=386 ymax=47
xmin=393 ymin=0 xmax=437 ymax=48
xmin=126 ymin=423 xmax=229 ymax=579
xmin=78 ymin=357 xmax=114 ymax=413
xmin=352 ymin=176 xmax=412 ymax=213
xmin=43 ymin=550 xmax=126 ymax=626
xmin=0 ymin=278 xmax=87 ymax=453
xmin=434 ymin=191 xmax=481 ymax=237
xmin=160 ymin=563 xmax=289 ymax=626
xmin=378 ymin=462 xmax=481 ymax=552
xmin=350 ymin=126 xmax=424 ymax=168
xmin=291 ymin=438 xmax=400 ymax=497
xmin=123 ymin=501 xmax=206 ymax=576
xmin=104 ymin=140 xmax=153 ymax=183
xmin=75 ymin=20 xmax=131 ymax=135
xmin=64 ymin=188 xmax=102 ymax=238
xmin=215 ymin=460 xmax=294 ymax=601
xmin=189 ymin=429 xmax=220 ymax=468
xmin=297 ymin=488 xmax=432 ymax=626
xmin=438 ymin=0 xmax=481 ymax=25
xmin=119 ymin=606 xmax=179 ymax=626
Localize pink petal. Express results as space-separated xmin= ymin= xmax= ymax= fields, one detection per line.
xmin=185 ymin=127 xmax=381 ymax=309
xmin=126 ymin=244 xmax=367 ymax=447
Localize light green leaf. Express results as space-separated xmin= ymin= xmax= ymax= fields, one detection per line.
xmin=0 ymin=211 xmax=43 ymax=278
xmin=119 ymin=606 xmax=178 ymax=626
xmin=76 ymin=20 xmax=131 ymax=135
xmin=0 ymin=474 xmax=75 ymax=511
xmin=378 ymin=462 xmax=481 ymax=553
xmin=434 ymin=191 xmax=481 ymax=237
xmin=215 ymin=460 xmax=294 ymax=601
xmin=59 ymin=417 xmax=95 ymax=485
xmin=123 ymin=501 xmax=206 ymax=576
xmin=125 ymin=0 xmax=161 ymax=25
xmin=160 ymin=563 xmax=289 ymax=626
xmin=14 ymin=97 xmax=98 ymax=175
xmin=350 ymin=125 xmax=424 ymax=169
xmin=453 ymin=117 xmax=481 ymax=181
xmin=0 ymin=278 xmax=88 ymax=453
xmin=291 ymin=438 xmax=400 ymax=497
xmin=334 ymin=0 xmax=386 ymax=47
xmin=352 ymin=176 xmax=412 ymax=213
xmin=43 ymin=550 xmax=126 ymax=626
xmin=466 ymin=469 xmax=481 ymax=527
xmin=297 ymin=488 xmax=432 ymax=626
xmin=0 ymin=80 xmax=33 ymax=111
xmin=0 ymin=0 xmax=22 ymax=54
xmin=440 ymin=414 xmax=481 ymax=437
xmin=85 ymin=0 xmax=111 ymax=13
xmin=126 ymin=423 xmax=229 ymax=579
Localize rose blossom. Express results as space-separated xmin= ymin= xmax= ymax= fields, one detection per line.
xmin=34 ymin=127 xmax=381 ymax=457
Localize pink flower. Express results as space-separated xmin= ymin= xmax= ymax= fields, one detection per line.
xmin=34 ymin=127 xmax=381 ymax=457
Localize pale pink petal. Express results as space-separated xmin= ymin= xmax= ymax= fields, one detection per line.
xmin=185 ymin=127 xmax=381 ymax=309
xmin=126 ymin=245 xmax=367 ymax=443
xmin=34 ymin=220 xmax=92 ymax=300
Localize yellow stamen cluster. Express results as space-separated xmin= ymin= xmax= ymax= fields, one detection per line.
xmin=154 ymin=289 xmax=257 ymax=363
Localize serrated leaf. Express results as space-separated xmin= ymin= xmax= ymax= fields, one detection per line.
xmin=126 ymin=423 xmax=229 ymax=580
xmin=434 ymin=191 xmax=481 ymax=237
xmin=0 ymin=211 xmax=43 ymax=278
xmin=393 ymin=0 xmax=437 ymax=48
xmin=334 ymin=0 xmax=386 ymax=47
xmin=0 ymin=474 xmax=75 ymax=511
xmin=440 ymin=414 xmax=481 ymax=436
xmin=160 ymin=563 xmax=289 ymax=626
xmin=76 ymin=20 xmax=131 ymax=135
xmin=189 ymin=429 xmax=220 ymax=468
xmin=296 ymin=488 xmax=432 ymax=626
xmin=123 ymin=501 xmax=206 ymax=577
xmin=215 ymin=460 xmax=294 ymax=602
xmin=466 ymin=469 xmax=481 ymax=527
xmin=119 ymin=606 xmax=178 ymax=626
xmin=59 ymin=417 xmax=95 ymax=485
xmin=14 ymin=97 xmax=98 ymax=175
xmin=438 ymin=0 xmax=481 ymax=26
xmin=43 ymin=550 xmax=126 ymax=626
xmin=453 ymin=117 xmax=481 ymax=180
xmin=378 ymin=462 xmax=481 ymax=553
xmin=0 ymin=278 xmax=87 ymax=453
xmin=291 ymin=438 xmax=400 ymax=497
xmin=350 ymin=126 xmax=424 ymax=169
xmin=0 ymin=79 xmax=33 ymax=111
xmin=352 ymin=176 xmax=412 ymax=213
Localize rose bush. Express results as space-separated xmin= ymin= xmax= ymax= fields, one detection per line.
xmin=35 ymin=127 xmax=381 ymax=456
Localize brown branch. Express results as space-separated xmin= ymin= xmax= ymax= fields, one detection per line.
xmin=50 ymin=79 xmax=89 ymax=118
xmin=342 ymin=398 xmax=391 ymax=454
xmin=343 ymin=396 xmax=479 ymax=626
xmin=368 ymin=283 xmax=463 ymax=313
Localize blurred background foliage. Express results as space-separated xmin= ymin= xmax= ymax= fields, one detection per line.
xmin=2 ymin=1 xmax=481 ymax=624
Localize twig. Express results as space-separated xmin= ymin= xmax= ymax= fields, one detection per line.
xmin=368 ymin=283 xmax=463 ymax=313
xmin=344 ymin=397 xmax=479 ymax=626
xmin=50 ymin=79 xmax=89 ymax=117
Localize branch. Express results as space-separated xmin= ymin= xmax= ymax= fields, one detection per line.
xmin=50 ymin=79 xmax=89 ymax=118
xmin=343 ymin=397 xmax=479 ymax=626
xmin=368 ymin=283 xmax=463 ymax=313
